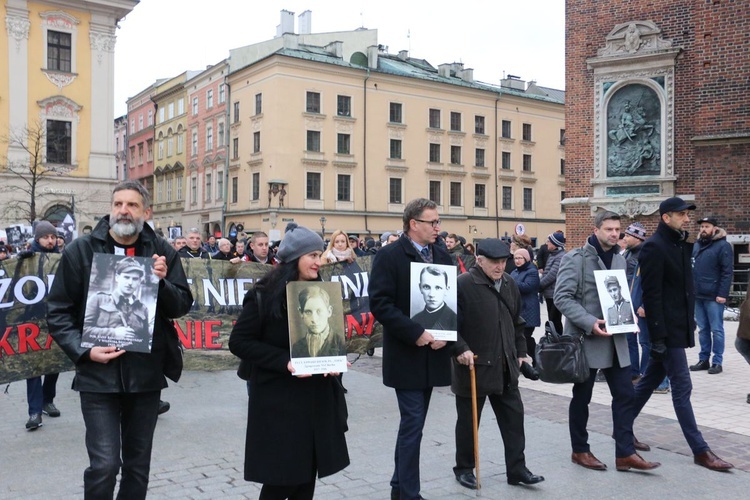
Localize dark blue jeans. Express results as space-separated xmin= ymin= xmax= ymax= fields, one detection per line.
xmin=79 ymin=391 xmax=161 ymax=500
xmin=569 ymin=359 xmax=635 ymax=458
xmin=26 ymin=373 xmax=59 ymax=415
xmin=392 ymin=388 xmax=433 ymax=500
xmin=633 ymin=347 xmax=708 ymax=455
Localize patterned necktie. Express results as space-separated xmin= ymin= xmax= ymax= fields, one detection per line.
xmin=420 ymin=246 xmax=432 ymax=263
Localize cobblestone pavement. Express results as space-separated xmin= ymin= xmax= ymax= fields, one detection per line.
xmin=2 ymin=320 xmax=749 ymax=498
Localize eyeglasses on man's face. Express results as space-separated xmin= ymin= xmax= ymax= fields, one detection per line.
xmin=414 ymin=218 xmax=441 ymax=228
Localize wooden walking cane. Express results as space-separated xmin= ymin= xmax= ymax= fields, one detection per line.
xmin=470 ymin=362 xmax=481 ymax=495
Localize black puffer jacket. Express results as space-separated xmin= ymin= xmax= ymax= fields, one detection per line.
xmin=48 ymin=216 xmax=193 ymax=392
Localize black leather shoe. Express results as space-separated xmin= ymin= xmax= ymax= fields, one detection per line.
xmin=158 ymin=400 xmax=170 ymax=415
xmin=455 ymin=471 xmax=477 ymax=489
xmin=508 ymin=469 xmax=545 ymax=485
xmin=708 ymin=364 xmax=722 ymax=374
xmin=690 ymin=359 xmax=710 ymax=371
xmin=520 ymin=361 xmax=540 ymax=380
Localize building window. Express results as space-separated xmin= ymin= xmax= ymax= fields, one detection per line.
xmin=158 ymin=140 xmax=164 ymax=160
xmin=147 ymin=140 xmax=153 ymax=161
xmin=306 ymin=91 xmax=320 ymax=113
xmin=168 ymin=102 xmax=174 ymax=119
xmin=191 ymin=177 xmax=197 ymax=204
xmin=148 ymin=110 xmax=153 ymax=126
xmin=216 ymin=172 xmax=223 ymax=201
xmin=156 ymin=178 xmax=163 ymax=203
xmin=46 ymin=120 xmax=71 ymax=164
xmin=255 ymin=93 xmax=262 ymax=115
xmin=205 ymin=173 xmax=212 ymax=201
xmin=138 ymin=144 xmax=143 ymax=165
xmin=207 ymin=89 xmax=214 ymax=109
xmin=167 ymin=137 xmax=174 ymax=157
xmin=233 ymin=102 xmax=240 ymax=122
xmin=138 ymin=115 xmax=143 ymax=131
xmin=218 ymin=123 xmax=225 ymax=147
xmin=450 ymin=146 xmax=461 ymax=165
xmin=560 ymin=191 xmax=566 ymax=212
xmin=502 ymin=151 xmax=511 ymax=169
xmin=389 ymin=178 xmax=402 ymax=204
xmin=252 ymin=131 xmax=261 ymax=153
xmin=475 ymin=148 xmax=485 ymax=167
xmin=474 ymin=184 xmax=486 ymax=208
xmin=560 ymin=159 xmax=566 ymax=175
xmin=337 ymin=133 xmax=350 ymax=154
xmin=129 ymin=146 xmax=135 ymax=165
xmin=450 ymin=112 xmax=461 ymax=132
xmin=176 ymin=176 xmax=183 ymax=200
xmin=191 ymin=131 xmax=198 ymax=156
xmin=429 ymin=143 xmax=441 ymax=163
xmin=232 ymin=176 xmax=238 ymax=203
xmin=475 ymin=115 xmax=485 ymax=134
xmin=337 ymin=95 xmax=351 ymax=116
xmin=429 ymin=108 xmax=441 ymax=129
xmin=47 ymin=31 xmax=71 ymax=72
xmin=306 ymin=130 xmax=321 ymax=152
xmin=306 ymin=172 xmax=321 ymax=199
xmin=337 ymin=174 xmax=351 ymax=201
xmin=523 ymin=187 xmax=533 ymax=211
xmin=219 ymin=84 xmax=226 ymax=104
xmin=177 ymin=134 xmax=184 ymax=154
xmin=502 ymin=186 xmax=512 ymax=210
xmin=130 ymin=118 xmax=135 ymax=132
xmin=523 ymin=154 xmax=532 ymax=172
xmin=166 ymin=177 xmax=173 ymax=202
xmin=389 ymin=102 xmax=403 ymax=124
xmin=560 ymin=128 xmax=566 ymax=146
xmin=429 ymin=181 xmax=441 ymax=205
xmin=232 ymin=138 xmax=239 ymax=159
xmin=390 ymin=139 xmax=402 ymax=159
xmin=450 ymin=182 xmax=461 ymax=206
xmin=159 ymin=108 xmax=165 ymax=123
xmin=522 ymin=123 xmax=532 ymax=141
xmin=177 ymin=98 xmax=184 ymax=115
xmin=206 ymin=125 xmax=213 ymax=151
xmin=252 ymin=173 xmax=260 ymax=201
xmin=501 ymin=120 xmax=511 ymax=138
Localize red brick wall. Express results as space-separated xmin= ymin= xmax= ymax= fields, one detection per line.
xmin=565 ymin=0 xmax=750 ymax=247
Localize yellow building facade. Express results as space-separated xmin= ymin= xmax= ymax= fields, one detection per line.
xmin=1 ymin=0 xmax=137 ymax=232
xmin=225 ymin=39 xmax=565 ymax=245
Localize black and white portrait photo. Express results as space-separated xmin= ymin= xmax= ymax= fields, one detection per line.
xmin=287 ymin=281 xmax=347 ymax=375
xmin=81 ymin=254 xmax=159 ymax=352
xmin=409 ymin=262 xmax=458 ymax=341
xmin=593 ymin=269 xmax=638 ymax=334
xmin=168 ymin=226 xmax=182 ymax=240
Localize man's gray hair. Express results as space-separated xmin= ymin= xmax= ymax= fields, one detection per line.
xmin=402 ymin=198 xmax=437 ymax=232
xmin=112 ymin=180 xmax=151 ymax=209
xmin=594 ymin=210 xmax=621 ymax=228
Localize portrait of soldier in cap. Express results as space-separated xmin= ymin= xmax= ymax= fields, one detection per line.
xmin=593 ymin=269 xmax=637 ymax=333
xmin=82 ymin=255 xmax=158 ymax=352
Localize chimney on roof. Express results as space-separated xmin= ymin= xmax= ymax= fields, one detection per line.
xmin=276 ymin=9 xmax=295 ymax=37
xmin=367 ymin=45 xmax=379 ymax=69
xmin=450 ymin=62 xmax=464 ymax=75
xmin=298 ymin=10 xmax=311 ymax=35
xmin=325 ymin=41 xmax=343 ymax=58
xmin=500 ymin=74 xmax=526 ymax=91
xmin=438 ymin=63 xmax=451 ymax=78
xmin=282 ymin=33 xmax=298 ymax=50
xmin=458 ymin=68 xmax=474 ymax=83
xmin=398 ymin=50 xmax=409 ymax=61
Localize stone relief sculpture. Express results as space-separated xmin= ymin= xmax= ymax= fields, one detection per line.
xmin=606 ymin=84 xmax=660 ymax=177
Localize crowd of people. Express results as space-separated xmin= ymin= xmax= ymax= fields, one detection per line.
xmin=4 ymin=183 xmax=747 ymax=499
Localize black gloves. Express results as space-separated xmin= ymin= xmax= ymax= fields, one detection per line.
xmin=16 ymin=250 xmax=34 ymax=260
xmin=650 ymin=339 xmax=668 ymax=362
xmin=520 ymin=361 xmax=540 ymax=381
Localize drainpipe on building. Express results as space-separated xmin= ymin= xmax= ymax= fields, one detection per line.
xmin=221 ymin=80 xmax=231 ymax=236
xmin=494 ymin=95 xmax=500 ymax=238
xmin=363 ymin=69 xmax=370 ymax=235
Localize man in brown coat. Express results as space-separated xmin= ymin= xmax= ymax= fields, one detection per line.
xmin=451 ymin=238 xmax=544 ymax=489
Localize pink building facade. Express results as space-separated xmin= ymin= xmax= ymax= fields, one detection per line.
xmin=125 ymin=81 xmax=162 ymax=199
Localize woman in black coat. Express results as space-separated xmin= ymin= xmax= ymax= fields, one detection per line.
xmin=510 ymin=248 xmax=541 ymax=365
xmin=229 ymin=224 xmax=349 ymax=499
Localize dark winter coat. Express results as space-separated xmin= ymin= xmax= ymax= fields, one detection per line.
xmin=48 ymin=216 xmax=192 ymax=392
xmin=510 ymin=261 xmax=541 ymax=327
xmin=229 ymin=286 xmax=349 ymax=485
xmin=451 ymin=266 xmax=526 ymax=398
xmin=368 ymin=235 xmax=453 ymax=389
xmin=539 ymin=247 xmax=565 ymax=299
xmin=639 ymin=221 xmax=695 ymax=348
xmin=178 ymin=246 xmax=210 ymax=259
xmin=692 ymin=227 xmax=734 ymax=300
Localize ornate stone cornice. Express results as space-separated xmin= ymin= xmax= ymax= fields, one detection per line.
xmin=37 ymin=95 xmax=82 ymax=123
xmin=42 ymin=69 xmax=77 ymax=90
xmin=5 ymin=14 xmax=30 ymax=52
xmin=40 ymin=11 xmax=80 ymax=30
xmin=90 ymin=30 xmax=116 ymax=63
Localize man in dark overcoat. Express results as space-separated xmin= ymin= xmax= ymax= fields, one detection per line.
xmin=369 ymin=198 xmax=453 ymax=500
xmin=633 ymin=197 xmax=733 ymax=471
xmin=451 ymin=239 xmax=544 ymax=490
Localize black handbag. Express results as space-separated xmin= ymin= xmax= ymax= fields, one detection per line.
xmin=535 ymin=321 xmax=590 ymax=384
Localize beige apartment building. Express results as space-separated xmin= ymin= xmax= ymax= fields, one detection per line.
xmin=224 ymin=36 xmax=564 ymax=245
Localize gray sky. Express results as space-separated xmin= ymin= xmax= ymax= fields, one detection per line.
xmin=114 ymin=0 xmax=565 ymax=117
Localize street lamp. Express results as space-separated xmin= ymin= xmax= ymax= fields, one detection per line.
xmin=319 ymin=216 xmax=327 ymax=238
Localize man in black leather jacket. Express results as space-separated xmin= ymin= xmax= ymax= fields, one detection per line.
xmin=47 ymin=180 xmax=193 ymax=499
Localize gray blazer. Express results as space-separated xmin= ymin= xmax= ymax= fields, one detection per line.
xmin=553 ymin=242 xmax=630 ymax=369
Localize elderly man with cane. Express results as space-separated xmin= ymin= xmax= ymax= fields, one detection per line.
xmin=451 ymin=238 xmax=544 ymax=490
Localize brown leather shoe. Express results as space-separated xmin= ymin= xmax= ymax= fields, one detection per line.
xmin=571 ymin=452 xmax=607 ymax=470
xmin=634 ymin=436 xmax=651 ymax=452
xmin=615 ymin=453 xmax=661 ymax=471
xmin=694 ymin=450 xmax=734 ymax=471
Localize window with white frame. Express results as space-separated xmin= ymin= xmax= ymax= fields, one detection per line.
xmin=389 ymin=102 xmax=403 ymax=124
xmin=429 ymin=108 xmax=441 ymax=129
xmin=337 ymin=95 xmax=351 ymax=117
xmin=306 ymin=172 xmax=321 ymax=199
xmin=206 ymin=125 xmax=214 ymax=151
xmin=46 ymin=120 xmax=71 ymax=164
xmin=450 ymin=112 xmax=461 ymax=132
xmin=159 ymin=107 xmax=165 ymax=123
xmin=306 ymin=131 xmax=321 ymax=152
xmin=429 ymin=180 xmax=441 ymax=205
xmin=191 ymin=176 xmax=197 ymax=204
xmin=191 ymin=130 xmax=198 ymax=156
xmin=306 ymin=92 xmax=321 ymax=113
xmin=232 ymin=176 xmax=238 ymax=203
xmin=523 ymin=187 xmax=533 ymax=211
xmin=166 ymin=176 xmax=173 ymax=202
xmin=219 ymin=84 xmax=226 ymax=104
xmin=253 ymin=132 xmax=261 ymax=153
xmin=177 ymin=98 xmax=184 ymax=115
xmin=337 ymin=133 xmax=350 ymax=154
xmin=148 ymin=110 xmax=153 ymax=126
xmin=502 ymin=186 xmax=512 ymax=210
xmin=475 ymin=148 xmax=485 ymax=167
xmin=156 ymin=177 xmax=163 ymax=203
xmin=207 ymin=89 xmax=214 ymax=109
xmin=176 ymin=175 xmax=183 ymax=200
xmin=450 ymin=146 xmax=461 ymax=165
xmin=474 ymin=184 xmax=486 ymax=208
xmin=47 ymin=30 xmax=71 ymax=72
xmin=167 ymin=137 xmax=174 ymax=157
xmin=192 ymin=97 xmax=198 ymax=115
xmin=390 ymin=139 xmax=402 ymax=159
xmin=218 ymin=122 xmax=225 ymax=148
xmin=255 ymin=93 xmax=262 ymax=115
xmin=206 ymin=173 xmax=212 ymax=201
xmin=138 ymin=115 xmax=143 ymax=131
xmin=252 ymin=173 xmax=260 ymax=201
xmin=177 ymin=133 xmax=184 ymax=154
xmin=168 ymin=102 xmax=174 ymax=119
xmin=217 ymin=172 xmax=223 ymax=200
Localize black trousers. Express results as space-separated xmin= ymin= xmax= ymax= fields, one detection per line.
xmin=523 ymin=327 xmax=537 ymax=366
xmin=454 ymin=387 xmax=527 ymax=477
xmin=545 ymin=299 xmax=564 ymax=334
xmin=259 ymin=480 xmax=315 ymax=500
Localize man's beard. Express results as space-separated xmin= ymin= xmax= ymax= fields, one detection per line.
xmin=111 ymin=216 xmax=144 ymax=238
